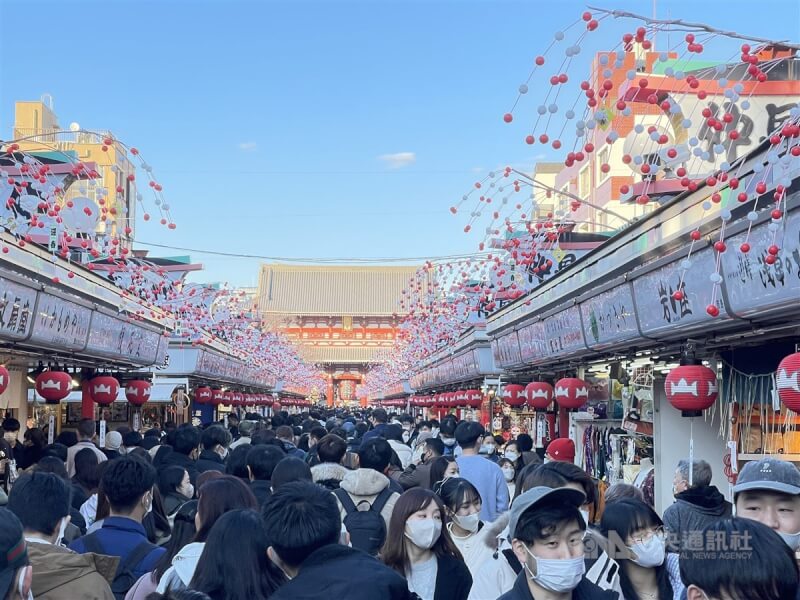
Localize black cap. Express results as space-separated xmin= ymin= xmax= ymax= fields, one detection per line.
xmin=0 ymin=508 xmax=28 ymax=598
xmin=455 ymin=421 xmax=486 ymax=447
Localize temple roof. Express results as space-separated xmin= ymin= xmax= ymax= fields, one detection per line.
xmin=300 ymin=344 xmax=387 ymax=364
xmin=257 ymin=263 xmax=420 ymax=317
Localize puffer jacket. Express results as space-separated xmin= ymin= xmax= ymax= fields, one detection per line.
xmin=155 ymin=542 xmax=204 ymax=594
xmin=334 ymin=468 xmax=399 ymax=531
xmin=27 ymin=541 xmax=117 ymax=600
xmin=311 ymin=462 xmax=349 ymax=490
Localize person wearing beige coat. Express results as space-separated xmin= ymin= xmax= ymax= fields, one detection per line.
xmin=333 ymin=468 xmax=399 ymax=531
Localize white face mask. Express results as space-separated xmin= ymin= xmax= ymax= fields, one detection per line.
xmin=480 ymin=445 xmax=496 ymax=455
xmin=3 ymin=432 xmax=17 ymax=444
xmin=442 ymin=437 xmax=456 ymax=447
xmin=524 ymin=546 xmax=585 ymax=593
xmin=502 ymin=467 xmax=515 ymax=482
xmin=629 ymin=535 xmax=666 ymax=567
xmin=181 ymin=483 xmax=195 ymax=499
xmin=779 ymin=530 xmax=800 ymax=550
xmin=452 ymin=512 xmax=480 ymax=533
xmin=405 ymin=518 xmax=442 ymax=549
xmin=504 ymin=451 xmax=519 ymax=462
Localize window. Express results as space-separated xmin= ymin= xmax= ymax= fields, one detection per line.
xmin=579 ymin=166 xmax=591 ymax=199
xmin=597 ymin=147 xmax=610 ymax=183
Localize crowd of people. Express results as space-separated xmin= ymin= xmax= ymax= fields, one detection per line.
xmin=0 ymin=407 xmax=798 ymax=600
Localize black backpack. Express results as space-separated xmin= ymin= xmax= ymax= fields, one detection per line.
xmin=81 ymin=534 xmax=158 ymax=600
xmin=334 ymin=487 xmax=393 ymax=555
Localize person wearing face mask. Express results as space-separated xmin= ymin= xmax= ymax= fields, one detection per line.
xmin=382 ymin=488 xmax=472 ymax=600
xmin=455 ymin=422 xmax=509 ymax=523
xmin=600 ymin=499 xmax=681 ymax=600
xmin=70 ymin=456 xmax=167 ymax=597
xmin=500 ymin=486 xmax=618 ymax=600
xmin=499 ymin=458 xmax=517 ymax=499
xmin=479 ymin=436 xmax=500 ymax=462
xmin=195 ymin=426 xmax=231 ymax=474
xmin=400 ymin=438 xmax=444 ymax=491
xmin=440 ymin=478 xmax=497 ymax=578
xmin=678 ymin=518 xmax=799 ymax=600
xmin=503 ymin=441 xmax=525 ymax=482
xmin=439 ymin=420 xmax=459 ymax=457
xmin=0 ymin=509 xmax=33 ymax=600
xmin=158 ymin=467 xmax=194 ymax=523
xmin=2 ymin=418 xmax=22 ymax=463
xmin=7 ymin=472 xmax=116 ymax=599
xmin=156 ymin=425 xmax=201 ymax=488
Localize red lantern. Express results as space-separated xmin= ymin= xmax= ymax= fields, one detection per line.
xmin=126 ymin=380 xmax=151 ymax=406
xmin=665 ymin=364 xmax=718 ymax=416
xmin=465 ymin=389 xmax=483 ymax=408
xmin=35 ymin=370 xmax=72 ymax=404
xmin=90 ymin=376 xmax=119 ymax=405
xmin=501 ymin=384 xmax=526 ymax=407
xmin=222 ymin=391 xmax=234 ymax=407
xmin=194 ymin=386 xmax=212 ymax=405
xmin=272 ymin=400 xmax=281 ymax=411
xmin=525 ymin=382 xmax=554 ymax=410
xmin=554 ymin=378 xmax=589 ymax=409
xmin=777 ymin=352 xmax=800 ymax=413
xmin=210 ymin=389 xmax=224 ymax=406
xmin=0 ymin=365 xmax=9 ymax=395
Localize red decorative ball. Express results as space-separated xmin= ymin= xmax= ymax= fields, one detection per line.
xmin=768 ymin=245 xmax=780 ymax=256
xmin=714 ymin=241 xmax=726 ymax=253
xmin=126 ymin=380 xmax=152 ymax=406
xmin=525 ymin=135 xmax=535 ymax=145
xmin=503 ymin=113 xmax=513 ymax=123
xmin=554 ymin=378 xmax=589 ymax=409
xmin=665 ymin=364 xmax=717 ymax=415
xmin=706 ymin=304 xmax=720 ymax=317
xmin=765 ymin=254 xmax=777 ymax=265
xmin=690 ymin=230 xmax=702 ymax=241
xmin=777 ymin=352 xmax=800 ymax=413
xmin=525 ymin=382 xmax=554 ymax=410
xmin=740 ymin=243 xmax=751 ymax=253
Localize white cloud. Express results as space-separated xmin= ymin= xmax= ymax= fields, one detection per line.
xmin=238 ymin=142 xmax=258 ymax=151
xmin=378 ymin=152 xmax=416 ymax=169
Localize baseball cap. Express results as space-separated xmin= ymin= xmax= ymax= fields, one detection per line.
xmin=105 ymin=431 xmax=122 ymax=451
xmin=0 ymin=508 xmax=28 ymax=599
xmin=455 ymin=421 xmax=485 ymax=446
xmin=733 ymin=457 xmax=800 ymax=496
xmin=508 ymin=486 xmax=586 ymax=542
xmin=546 ymin=438 xmax=576 ymax=462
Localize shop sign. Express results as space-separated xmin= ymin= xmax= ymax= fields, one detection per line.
xmin=494 ymin=330 xmax=522 ymax=368
xmin=580 ymin=284 xmax=638 ymax=349
xmin=518 ymin=320 xmax=547 ymax=364
xmin=633 ymin=246 xmax=727 ymax=336
xmin=721 ymin=207 xmax=800 ymax=318
xmin=542 ymin=305 xmax=586 ymax=357
xmin=86 ymin=312 xmax=160 ymax=363
xmin=29 ymin=293 xmax=91 ymax=350
xmin=0 ymin=276 xmax=36 ymax=341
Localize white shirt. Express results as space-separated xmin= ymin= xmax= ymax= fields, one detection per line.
xmin=448 ymin=522 xmax=497 ymax=579
xmin=406 ymin=555 xmax=438 ymax=600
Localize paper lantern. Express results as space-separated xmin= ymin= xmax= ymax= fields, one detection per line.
xmin=90 ymin=376 xmax=119 ymax=405
xmin=0 ymin=365 xmax=9 ymax=395
xmin=272 ymin=400 xmax=282 ymax=411
xmin=222 ymin=391 xmax=234 ymax=407
xmin=464 ymin=389 xmax=483 ymax=408
xmin=554 ymin=378 xmax=589 ymax=409
xmin=776 ymin=352 xmax=800 ymax=413
xmin=194 ymin=386 xmax=212 ymax=405
xmin=525 ymin=381 xmax=554 ymax=410
xmin=126 ymin=380 xmax=151 ymax=406
xmin=35 ymin=370 xmax=72 ymax=404
xmin=665 ymin=365 xmax=718 ymax=416
xmin=210 ymin=389 xmax=225 ymax=406
xmin=501 ymin=384 xmax=526 ymax=407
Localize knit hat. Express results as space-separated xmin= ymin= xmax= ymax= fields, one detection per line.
xmin=105 ymin=431 xmax=123 ymax=451
xmin=546 ymin=438 xmax=576 ymax=462
xmin=0 ymin=508 xmax=28 ymax=599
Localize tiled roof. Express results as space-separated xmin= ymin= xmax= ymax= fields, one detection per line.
xmin=257 ymin=264 xmax=421 ymax=317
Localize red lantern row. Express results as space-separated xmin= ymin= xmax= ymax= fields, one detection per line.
xmin=33 ymin=371 xmax=152 ymax=406
xmin=410 ymin=390 xmax=483 ymax=409
xmin=194 ymin=388 xmax=279 ymax=408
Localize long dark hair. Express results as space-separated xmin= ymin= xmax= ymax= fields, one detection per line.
xmin=600 ymin=499 xmax=673 ymax=600
xmin=74 ymin=448 xmax=100 ymax=492
xmin=189 ymin=509 xmax=285 ymax=599
xmin=158 ymin=466 xmax=188 ymax=497
xmin=153 ymin=500 xmax=198 ymax=580
xmin=429 ymin=456 xmax=457 ymax=492
xmin=144 ymin=486 xmax=172 ymax=543
xmin=438 ymin=477 xmax=481 ymax=519
xmin=382 ymin=488 xmax=463 ymax=575
xmin=194 ymin=476 xmax=257 ymax=543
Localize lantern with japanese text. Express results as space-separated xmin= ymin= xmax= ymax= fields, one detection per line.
xmin=501 ymin=384 xmax=526 ymax=407
xmin=126 ymin=380 xmax=151 ymax=406
xmin=35 ymin=370 xmax=72 ymax=404
xmin=210 ymin=389 xmax=224 ymax=406
xmin=90 ymin=376 xmax=119 ymax=406
xmin=194 ymin=386 xmax=212 ymax=405
xmin=222 ymin=391 xmax=234 ymax=407
xmin=525 ymin=382 xmax=554 ymax=410
xmin=554 ymin=378 xmax=589 ymax=409
xmin=0 ymin=365 xmax=9 ymax=395
xmin=665 ymin=364 xmax=718 ymax=417
xmin=777 ymin=352 xmax=800 ymax=413
xmin=465 ymin=389 xmax=483 ymax=409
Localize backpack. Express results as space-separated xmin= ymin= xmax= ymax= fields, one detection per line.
xmin=81 ymin=534 xmax=158 ymax=600
xmin=334 ymin=487 xmax=392 ymax=555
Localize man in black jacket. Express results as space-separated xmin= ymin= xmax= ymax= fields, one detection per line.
xmin=158 ymin=425 xmax=200 ymax=487
xmin=196 ymin=425 xmax=231 ymax=474
xmin=246 ymin=445 xmax=285 ymax=506
xmin=263 ymin=481 xmax=414 ymax=600
xmin=499 ymin=486 xmax=618 ymax=600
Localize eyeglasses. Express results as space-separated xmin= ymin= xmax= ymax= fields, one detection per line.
xmin=629 ymin=527 xmax=665 ymax=545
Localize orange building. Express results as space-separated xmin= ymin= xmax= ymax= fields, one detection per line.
xmin=256 ymin=264 xmax=418 ymax=405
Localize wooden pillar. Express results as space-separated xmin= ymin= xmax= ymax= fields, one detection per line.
xmin=327 ymin=379 xmax=335 ymax=407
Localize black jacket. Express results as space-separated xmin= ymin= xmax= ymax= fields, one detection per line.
xmin=499 ymin=571 xmax=619 ymax=600
xmin=270 ymin=544 xmax=414 ymax=600
xmin=195 ymin=449 xmax=226 ymax=474
xmin=663 ymin=486 xmax=732 ymax=552
xmin=433 ymin=553 xmax=472 ymax=600
xmin=250 ymin=480 xmax=272 ymax=507
xmin=158 ymin=451 xmax=199 ymax=487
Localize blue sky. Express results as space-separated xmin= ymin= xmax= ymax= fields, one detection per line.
xmin=1 ymin=0 xmax=798 ymax=287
